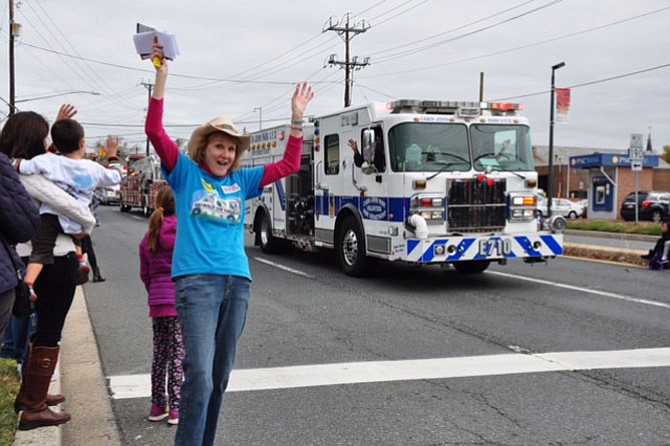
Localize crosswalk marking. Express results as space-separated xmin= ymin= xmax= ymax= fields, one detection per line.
xmin=108 ymin=347 xmax=670 ymax=399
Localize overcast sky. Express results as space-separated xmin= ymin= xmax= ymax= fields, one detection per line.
xmin=1 ymin=0 xmax=668 ymax=155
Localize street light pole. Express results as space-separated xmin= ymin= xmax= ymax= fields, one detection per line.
xmin=15 ymin=90 xmax=100 ymax=103
xmin=253 ymin=107 xmax=262 ymax=131
xmin=547 ymin=61 xmax=565 ymax=218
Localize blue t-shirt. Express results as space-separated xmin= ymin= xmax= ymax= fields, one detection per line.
xmin=164 ymin=153 xmax=264 ymax=280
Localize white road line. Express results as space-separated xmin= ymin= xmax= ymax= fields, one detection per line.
xmin=252 ymin=257 xmax=314 ymax=278
xmin=108 ymin=347 xmax=670 ymax=399
xmin=487 ymin=270 xmax=670 ymax=310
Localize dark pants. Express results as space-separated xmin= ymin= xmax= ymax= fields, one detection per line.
xmin=80 ymin=235 xmax=99 ymax=273
xmin=33 ymin=252 xmax=78 ymax=347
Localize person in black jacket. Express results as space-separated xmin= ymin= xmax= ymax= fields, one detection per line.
xmin=0 ymin=152 xmax=40 ymax=340
xmin=641 ymin=218 xmax=669 ymax=265
xmin=1 ymin=106 xmax=92 ymax=430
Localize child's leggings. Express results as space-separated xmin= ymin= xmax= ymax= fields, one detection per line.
xmin=151 ymin=316 xmax=185 ymax=409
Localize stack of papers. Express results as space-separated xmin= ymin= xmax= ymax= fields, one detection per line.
xmin=133 ymin=23 xmax=179 ymax=61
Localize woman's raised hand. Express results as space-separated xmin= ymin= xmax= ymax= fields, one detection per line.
xmin=291 ymin=82 xmax=314 ymax=121
xmin=150 ymin=36 xmax=168 ymax=73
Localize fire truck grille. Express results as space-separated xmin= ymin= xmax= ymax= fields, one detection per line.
xmin=447 ymin=178 xmax=506 ymax=232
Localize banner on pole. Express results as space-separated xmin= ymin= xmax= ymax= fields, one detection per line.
xmin=556 ymin=88 xmax=571 ymax=123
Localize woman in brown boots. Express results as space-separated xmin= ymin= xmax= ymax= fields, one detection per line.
xmin=1 ymin=105 xmax=96 ymax=430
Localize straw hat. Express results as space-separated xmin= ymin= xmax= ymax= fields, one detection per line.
xmin=187 ymin=116 xmax=251 ymax=158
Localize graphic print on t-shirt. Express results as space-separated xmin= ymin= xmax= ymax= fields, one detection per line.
xmin=189 ymin=178 xmax=242 ymax=224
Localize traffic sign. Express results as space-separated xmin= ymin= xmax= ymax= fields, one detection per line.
xmin=631 ymin=161 xmax=643 ymax=172
xmin=629 ymin=147 xmax=644 ymax=161
xmin=629 ymin=133 xmax=644 ymax=149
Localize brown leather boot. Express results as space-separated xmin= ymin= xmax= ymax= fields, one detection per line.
xmin=14 ymin=341 xmax=65 ymax=413
xmin=18 ymin=346 xmax=71 ymax=431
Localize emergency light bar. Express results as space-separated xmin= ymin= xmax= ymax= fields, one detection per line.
xmin=484 ymin=102 xmax=524 ymax=111
xmin=388 ymin=99 xmax=523 ymax=116
xmin=388 ymin=99 xmax=480 ymax=114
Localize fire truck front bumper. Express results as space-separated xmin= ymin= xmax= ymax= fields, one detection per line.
xmin=406 ymin=233 xmax=563 ymax=263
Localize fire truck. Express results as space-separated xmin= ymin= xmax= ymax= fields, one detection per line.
xmin=243 ymin=99 xmax=565 ymax=276
xmin=119 ymin=155 xmax=168 ymax=216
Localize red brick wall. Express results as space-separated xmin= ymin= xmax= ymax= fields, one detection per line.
xmin=652 ymin=169 xmax=670 ymax=191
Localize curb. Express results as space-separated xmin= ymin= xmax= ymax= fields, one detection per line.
xmin=13 ymin=286 xmax=121 ymax=446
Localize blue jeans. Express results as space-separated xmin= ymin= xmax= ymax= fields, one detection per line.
xmin=174 ymin=275 xmax=251 ymax=446
xmin=0 ymin=314 xmax=37 ymax=363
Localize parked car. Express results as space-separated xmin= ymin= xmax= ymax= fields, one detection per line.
xmin=99 ymin=184 xmax=121 ymax=205
xmin=620 ymin=191 xmax=670 ymax=222
xmin=536 ymin=198 xmax=585 ymax=219
xmin=577 ymin=199 xmax=588 ymax=218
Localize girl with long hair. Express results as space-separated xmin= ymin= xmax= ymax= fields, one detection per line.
xmin=139 ymin=186 xmax=184 ymax=425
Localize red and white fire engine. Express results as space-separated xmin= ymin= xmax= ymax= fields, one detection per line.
xmin=119 ymin=155 xmax=168 ymax=216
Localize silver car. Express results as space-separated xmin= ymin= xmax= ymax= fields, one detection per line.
xmin=537 ymin=198 xmax=585 ymax=219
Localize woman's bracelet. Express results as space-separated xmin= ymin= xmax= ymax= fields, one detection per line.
xmin=290 ymin=124 xmax=303 ymax=131
xmin=291 ymin=119 xmax=304 ymax=125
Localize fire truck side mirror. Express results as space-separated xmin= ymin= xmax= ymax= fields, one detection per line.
xmin=362 ymin=129 xmax=375 ymax=164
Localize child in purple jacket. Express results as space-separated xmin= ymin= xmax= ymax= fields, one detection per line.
xmin=139 ymin=186 xmax=184 ymax=425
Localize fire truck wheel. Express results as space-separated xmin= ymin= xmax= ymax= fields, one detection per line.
xmin=452 ymin=260 xmax=490 ymax=274
xmin=258 ymin=212 xmax=281 ymax=254
xmin=337 ymin=216 xmax=368 ymax=277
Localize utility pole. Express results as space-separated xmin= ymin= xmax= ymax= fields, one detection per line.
xmin=8 ymin=0 xmax=20 ymax=116
xmin=324 ymin=13 xmax=370 ymax=107
xmin=140 ymin=81 xmax=154 ymax=156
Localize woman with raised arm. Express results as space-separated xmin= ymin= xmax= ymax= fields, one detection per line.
xmin=145 ymin=39 xmax=313 ymax=446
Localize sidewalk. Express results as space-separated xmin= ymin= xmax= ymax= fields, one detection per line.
xmin=13 ymin=287 xmax=120 ymax=446
xmin=11 ymin=230 xmax=658 ymax=445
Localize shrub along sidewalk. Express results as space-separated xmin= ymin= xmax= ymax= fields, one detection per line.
xmin=567 ymin=219 xmax=662 ymax=236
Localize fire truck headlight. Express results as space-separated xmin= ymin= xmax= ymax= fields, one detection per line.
xmin=512 ymin=209 xmax=535 ymax=219
xmin=434 ymin=245 xmax=446 ymax=256
xmin=508 ymin=193 xmax=537 ymax=222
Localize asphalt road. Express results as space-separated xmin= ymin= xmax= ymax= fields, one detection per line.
xmin=75 ymin=205 xmax=670 ymax=446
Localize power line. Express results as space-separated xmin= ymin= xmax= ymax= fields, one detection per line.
xmin=365 ymin=0 xmax=428 ymax=27
xmin=360 ymin=6 xmax=670 ymax=80
xmin=373 ymin=0 xmax=563 ymax=64
xmin=17 ymin=42 xmax=313 ymax=85
xmin=491 ymin=62 xmax=670 ymax=102
xmin=368 ymin=0 xmax=534 ymax=56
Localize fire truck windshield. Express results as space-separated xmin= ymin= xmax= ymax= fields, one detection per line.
xmin=388 ymin=123 xmax=470 ymax=172
xmin=471 ymin=124 xmax=534 ymax=172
